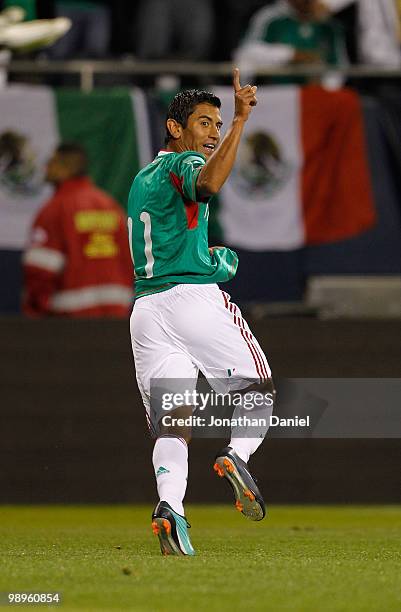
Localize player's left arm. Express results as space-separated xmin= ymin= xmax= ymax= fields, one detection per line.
xmin=23 ymin=203 xmax=65 ymax=316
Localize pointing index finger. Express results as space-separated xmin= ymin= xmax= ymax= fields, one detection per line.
xmin=233 ymin=67 xmax=241 ymax=92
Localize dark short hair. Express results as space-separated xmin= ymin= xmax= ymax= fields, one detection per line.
xmin=56 ymin=142 xmax=88 ymax=176
xmin=165 ymin=90 xmax=221 ymax=144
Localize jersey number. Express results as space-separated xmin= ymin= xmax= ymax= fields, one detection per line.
xmin=128 ymin=212 xmax=155 ymax=280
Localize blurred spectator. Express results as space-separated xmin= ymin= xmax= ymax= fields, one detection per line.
xmin=0 ymin=2 xmax=70 ymax=85
xmin=49 ymin=0 xmax=110 ymax=58
xmin=23 ymin=143 xmax=133 ymax=318
xmin=135 ymin=0 xmax=215 ymax=61
xmin=110 ymin=0 xmax=135 ymax=56
xmin=214 ymin=0 xmax=274 ymax=60
xmin=320 ymin=0 xmax=401 ymax=66
xmin=233 ymin=0 xmax=348 ymax=84
xmin=2 ymin=1 xmax=37 ymax=20
xmin=0 ymin=1 xmax=55 ymax=19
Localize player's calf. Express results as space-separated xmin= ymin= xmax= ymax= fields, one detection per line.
xmin=158 ymin=405 xmax=193 ymax=443
xmin=213 ymin=378 xmax=275 ymax=521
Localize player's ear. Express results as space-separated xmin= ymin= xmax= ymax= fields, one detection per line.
xmin=166 ymin=118 xmax=183 ymax=140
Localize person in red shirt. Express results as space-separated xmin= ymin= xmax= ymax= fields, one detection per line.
xmin=23 ymin=143 xmax=133 ymax=317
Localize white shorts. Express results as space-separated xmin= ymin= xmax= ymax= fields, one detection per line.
xmin=130 ymin=283 xmax=271 ymax=426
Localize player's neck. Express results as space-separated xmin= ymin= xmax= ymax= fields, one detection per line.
xmin=167 ymin=141 xmax=187 ymax=154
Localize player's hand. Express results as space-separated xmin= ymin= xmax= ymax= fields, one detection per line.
xmin=233 ymin=67 xmax=257 ymax=121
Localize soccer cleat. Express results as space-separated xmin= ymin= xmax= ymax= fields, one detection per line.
xmin=214 ymin=447 xmax=266 ymax=521
xmin=151 ymin=501 xmax=195 ymax=556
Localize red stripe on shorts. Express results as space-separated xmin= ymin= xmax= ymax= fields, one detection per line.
xmin=145 ymin=412 xmax=157 ymax=438
xmin=245 ymin=329 xmax=269 ymax=381
xmin=221 ymin=290 xmax=263 ymax=382
xmin=232 ymin=302 xmax=269 ymax=381
xmin=233 ymin=305 xmax=269 ymax=381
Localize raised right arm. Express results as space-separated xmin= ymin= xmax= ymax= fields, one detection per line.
xmin=196 ymin=68 xmax=257 ymax=198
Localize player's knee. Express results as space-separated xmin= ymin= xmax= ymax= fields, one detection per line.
xmin=244 ymin=377 xmax=276 ymax=403
xmin=163 ymin=428 xmax=192 ymax=444
xmin=158 ymin=405 xmax=193 ymax=444
xmin=260 ymin=377 xmax=276 ymax=402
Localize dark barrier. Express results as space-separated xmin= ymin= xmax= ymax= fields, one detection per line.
xmin=0 ymin=250 xmax=22 ymax=314
xmin=1 ymin=317 xmax=400 ymax=503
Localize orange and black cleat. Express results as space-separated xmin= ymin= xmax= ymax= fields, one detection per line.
xmin=213 ymin=447 xmax=266 ymax=521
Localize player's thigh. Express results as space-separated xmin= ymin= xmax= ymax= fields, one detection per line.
xmin=130 ymin=302 xmax=198 ymax=412
xmin=167 ymin=285 xmax=271 ymax=390
xmin=206 ymin=288 xmax=271 ymax=389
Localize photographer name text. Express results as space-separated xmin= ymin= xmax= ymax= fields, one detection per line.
xmin=161 ymin=415 xmax=310 ymax=428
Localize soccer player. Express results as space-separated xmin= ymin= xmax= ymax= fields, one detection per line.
xmin=128 ymin=69 xmax=275 ymax=556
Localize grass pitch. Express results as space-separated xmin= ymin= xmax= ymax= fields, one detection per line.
xmin=1 ymin=505 xmax=400 ymax=611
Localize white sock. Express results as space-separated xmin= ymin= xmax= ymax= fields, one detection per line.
xmin=228 ymin=437 xmax=264 ymax=464
xmin=152 ymin=436 xmax=188 ymax=516
xmin=228 ymin=390 xmax=273 ymax=463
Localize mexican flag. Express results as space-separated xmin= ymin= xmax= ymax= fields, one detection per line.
xmin=0 ymin=85 xmax=152 ymax=249
xmin=214 ymin=85 xmax=376 ymax=250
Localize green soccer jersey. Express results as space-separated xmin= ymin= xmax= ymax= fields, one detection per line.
xmin=127 ymin=150 xmax=238 ymax=299
xmin=263 ymin=16 xmax=344 ymax=66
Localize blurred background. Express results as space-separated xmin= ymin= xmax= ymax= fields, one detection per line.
xmin=0 ymin=0 xmax=400 ymax=505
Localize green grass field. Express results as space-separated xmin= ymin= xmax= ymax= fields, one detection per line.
xmin=1 ymin=505 xmax=400 ymax=611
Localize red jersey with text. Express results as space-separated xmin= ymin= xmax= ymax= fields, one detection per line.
xmin=23 ymin=177 xmax=133 ymax=317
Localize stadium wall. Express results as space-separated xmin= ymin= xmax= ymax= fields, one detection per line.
xmin=1 ymin=317 xmax=400 ymax=504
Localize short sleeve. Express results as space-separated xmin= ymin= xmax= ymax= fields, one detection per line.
xmin=170 ymin=151 xmax=206 ymax=202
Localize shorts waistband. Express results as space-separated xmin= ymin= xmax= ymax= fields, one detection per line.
xmin=135 ymin=283 xmax=218 ymax=306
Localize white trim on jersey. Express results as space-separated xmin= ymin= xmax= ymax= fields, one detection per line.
xmin=23 ymin=247 xmax=65 ymax=272
xmin=51 ymin=285 xmax=133 ymax=311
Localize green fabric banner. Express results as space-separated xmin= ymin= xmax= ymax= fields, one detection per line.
xmin=55 ymin=88 xmax=144 ymax=210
